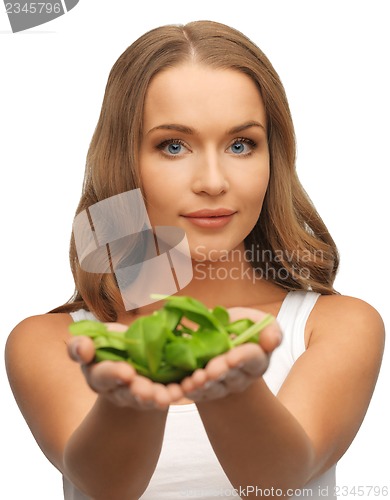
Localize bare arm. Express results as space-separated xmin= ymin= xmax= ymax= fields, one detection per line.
xmin=5 ymin=314 xmax=182 ymax=499
xmin=62 ymin=395 xmax=168 ymax=499
xmin=180 ymin=296 xmax=385 ymax=494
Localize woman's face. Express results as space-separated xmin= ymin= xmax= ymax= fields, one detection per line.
xmin=139 ymin=63 xmax=270 ymax=261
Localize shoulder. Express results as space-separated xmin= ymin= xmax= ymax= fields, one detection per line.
xmin=7 ymin=312 xmax=74 ymax=348
xmin=308 ymin=294 xmax=385 ymax=355
xmin=5 ymin=312 xmax=77 ymax=379
xmin=310 ymin=294 xmax=384 ymax=333
xmin=5 ymin=313 xmax=75 ymax=380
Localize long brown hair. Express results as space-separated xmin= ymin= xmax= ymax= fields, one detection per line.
xmin=52 ymin=20 xmax=339 ymax=321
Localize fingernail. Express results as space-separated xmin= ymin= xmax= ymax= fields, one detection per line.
xmin=116 ymin=379 xmax=126 ymax=387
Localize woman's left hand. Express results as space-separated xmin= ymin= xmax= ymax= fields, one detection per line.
xmin=179 ymin=308 xmax=282 ymax=403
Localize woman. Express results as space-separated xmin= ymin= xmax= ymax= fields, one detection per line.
xmin=5 ymin=21 xmax=384 ymax=499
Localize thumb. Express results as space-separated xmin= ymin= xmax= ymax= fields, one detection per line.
xmin=227 ymin=307 xmax=282 ymax=353
xmin=258 ymin=319 xmax=283 ymax=353
xmin=67 ymin=336 xmax=96 ymax=364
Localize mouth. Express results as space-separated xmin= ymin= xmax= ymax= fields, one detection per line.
xmin=181 ymin=208 xmax=237 ymax=228
xmin=183 ymin=208 xmax=236 ymax=218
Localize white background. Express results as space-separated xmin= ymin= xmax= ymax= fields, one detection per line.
xmin=1 ymin=1 xmax=388 ymax=498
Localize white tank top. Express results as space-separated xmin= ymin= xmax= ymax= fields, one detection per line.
xmin=63 ymin=291 xmax=336 ymax=499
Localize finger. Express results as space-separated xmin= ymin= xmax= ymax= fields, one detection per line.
xmin=152 ymin=383 xmax=176 ymax=409
xmin=108 ymin=377 xmax=158 ymax=410
xmin=224 ymin=343 xmax=269 ymax=377
xmin=130 ymin=379 xmax=172 ymax=410
xmin=181 ymin=368 xmax=207 ymax=393
xmin=85 ymin=361 xmax=135 ymax=393
xmin=201 ymin=355 xmax=230 ymax=380
xmin=130 ymin=375 xmax=159 ymax=401
xmin=224 ymin=343 xmax=263 ymax=367
xmin=67 ymin=336 xmax=96 ymax=364
xmin=109 ymin=386 xmax=161 ymax=410
xmin=166 ymin=383 xmax=184 ymax=401
xmin=113 ymin=376 xmax=180 ymax=410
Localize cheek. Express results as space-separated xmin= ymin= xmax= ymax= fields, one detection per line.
xmin=241 ymin=167 xmax=269 ymax=213
xmin=141 ymin=168 xmax=183 ymax=226
xmin=142 ymin=161 xmax=188 ymax=208
xmin=141 ymin=166 xmax=168 ymax=210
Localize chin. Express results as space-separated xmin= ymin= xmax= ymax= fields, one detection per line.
xmin=188 ymin=240 xmax=242 ymax=263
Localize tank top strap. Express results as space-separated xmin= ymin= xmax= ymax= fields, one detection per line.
xmin=69 ymin=309 xmax=97 ymax=322
xmin=276 ymin=290 xmax=321 ymax=361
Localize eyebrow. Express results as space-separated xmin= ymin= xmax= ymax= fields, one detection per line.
xmin=146 ymin=120 xmax=266 ymax=136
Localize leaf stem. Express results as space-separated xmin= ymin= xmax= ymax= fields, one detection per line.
xmin=231 ymin=314 xmax=275 ymax=347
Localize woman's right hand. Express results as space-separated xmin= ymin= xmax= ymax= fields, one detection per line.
xmin=67 ymin=323 xmax=184 ymax=411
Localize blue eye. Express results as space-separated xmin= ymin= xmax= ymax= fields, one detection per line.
xmin=167 ymin=143 xmax=182 ymax=155
xmin=157 ymin=139 xmax=188 ymax=158
xmin=231 ymin=142 xmax=245 ymax=154
xmin=229 ymin=138 xmax=257 ymax=155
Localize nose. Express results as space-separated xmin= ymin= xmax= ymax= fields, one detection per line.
xmin=191 ymin=150 xmax=229 ymax=196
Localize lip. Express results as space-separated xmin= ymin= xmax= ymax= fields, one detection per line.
xmin=181 ymin=208 xmax=237 ymax=228
xmin=183 ymin=208 xmax=236 ymax=218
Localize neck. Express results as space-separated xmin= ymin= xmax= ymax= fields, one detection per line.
xmin=180 ymin=249 xmax=278 ymax=309
xmin=119 ymin=245 xmax=286 ymax=320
